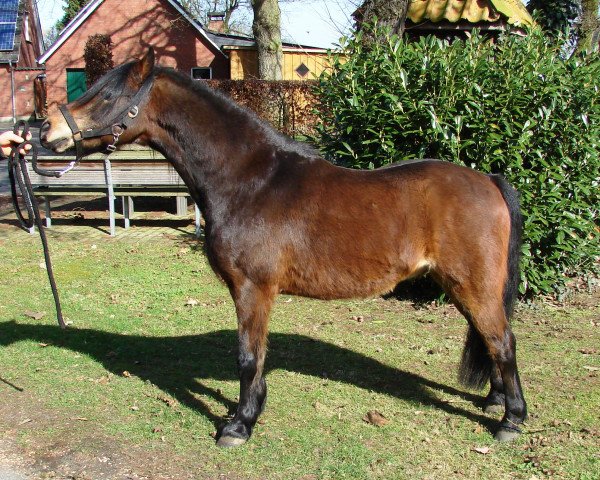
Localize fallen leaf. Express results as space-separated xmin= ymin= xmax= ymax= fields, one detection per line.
xmin=121 ymin=371 xmax=131 ymax=378
xmin=363 ymin=410 xmax=389 ymax=427
xmin=157 ymin=395 xmax=178 ymax=408
xmin=583 ymin=365 xmax=599 ymax=371
xmin=38 ymin=343 xmax=49 ymax=348
xmin=578 ymin=348 xmax=597 ymax=355
xmin=472 ymin=446 xmax=491 ymax=455
xmin=24 ymin=311 xmax=45 ymax=320
xmin=185 ymin=298 xmax=199 ymax=307
xmin=130 ymin=405 xmax=139 ymax=411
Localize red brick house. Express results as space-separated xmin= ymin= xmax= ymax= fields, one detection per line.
xmin=38 ymin=0 xmax=329 ymax=108
xmin=0 ymin=0 xmax=45 ymax=122
xmin=39 ymin=0 xmax=230 ymax=107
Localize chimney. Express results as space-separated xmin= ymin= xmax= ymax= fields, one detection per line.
xmin=207 ymin=11 xmax=226 ymax=33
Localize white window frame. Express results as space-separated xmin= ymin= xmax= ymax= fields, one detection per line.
xmin=191 ymin=67 xmax=213 ymax=80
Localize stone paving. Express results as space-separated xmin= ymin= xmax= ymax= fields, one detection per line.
xmin=0 ymin=195 xmax=200 ymax=242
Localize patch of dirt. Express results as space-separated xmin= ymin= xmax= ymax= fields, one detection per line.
xmin=0 ymin=389 xmax=199 ymax=480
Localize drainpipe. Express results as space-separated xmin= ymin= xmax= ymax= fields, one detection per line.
xmin=9 ymin=60 xmax=17 ymax=123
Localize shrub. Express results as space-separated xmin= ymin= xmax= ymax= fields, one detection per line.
xmin=206 ymin=79 xmax=318 ymax=138
xmin=84 ymin=34 xmax=114 ymax=87
xmin=314 ymin=28 xmax=600 ymax=297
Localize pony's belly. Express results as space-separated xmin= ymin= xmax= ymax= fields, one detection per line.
xmin=280 ymin=257 xmax=430 ymax=300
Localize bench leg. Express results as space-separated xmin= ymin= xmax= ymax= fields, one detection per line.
xmin=104 ymin=158 xmax=116 ymax=236
xmin=107 ymin=193 xmax=116 ymax=236
xmin=122 ymin=196 xmax=133 ymax=229
xmin=44 ymin=196 xmax=52 ymax=228
xmin=176 ymin=197 xmax=187 ymax=216
xmin=194 ymin=202 xmax=202 ymax=237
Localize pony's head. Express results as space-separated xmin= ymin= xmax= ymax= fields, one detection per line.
xmin=41 ymin=49 xmax=156 ymax=154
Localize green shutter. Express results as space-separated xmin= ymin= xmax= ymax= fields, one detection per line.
xmin=66 ymin=69 xmax=87 ymax=102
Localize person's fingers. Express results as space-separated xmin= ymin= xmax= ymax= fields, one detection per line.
xmin=19 ymin=144 xmax=32 ymax=155
xmin=3 ymin=132 xmax=25 ymax=145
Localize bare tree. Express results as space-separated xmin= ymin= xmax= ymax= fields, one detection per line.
xmin=576 ymin=0 xmax=600 ymax=52
xmin=251 ymin=0 xmax=284 ymax=79
xmin=354 ymin=0 xmax=410 ymax=41
xmin=180 ymin=0 xmax=251 ymax=34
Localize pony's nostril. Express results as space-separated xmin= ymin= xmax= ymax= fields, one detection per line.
xmin=40 ymin=121 xmax=50 ymax=141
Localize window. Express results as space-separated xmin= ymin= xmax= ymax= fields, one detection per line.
xmin=295 ymin=63 xmax=310 ymax=78
xmin=191 ymin=67 xmax=212 ymax=80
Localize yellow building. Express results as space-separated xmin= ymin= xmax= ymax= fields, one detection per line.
xmin=204 ymin=28 xmax=331 ymax=81
xmin=225 ymin=46 xmax=331 ymax=81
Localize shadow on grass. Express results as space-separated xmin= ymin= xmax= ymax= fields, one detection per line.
xmin=0 ymin=321 xmax=497 ymax=434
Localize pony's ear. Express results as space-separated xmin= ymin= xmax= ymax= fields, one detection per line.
xmin=133 ymin=48 xmax=155 ymax=83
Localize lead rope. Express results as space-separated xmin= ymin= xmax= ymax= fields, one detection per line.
xmin=7 ymin=120 xmax=79 ymax=329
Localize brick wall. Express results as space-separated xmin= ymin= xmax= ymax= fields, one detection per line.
xmin=0 ymin=0 xmax=45 ymax=122
xmin=43 ymin=0 xmax=229 ymax=107
xmin=0 ymin=67 xmax=45 ymax=122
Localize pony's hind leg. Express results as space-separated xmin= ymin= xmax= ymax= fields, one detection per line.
xmin=217 ymin=278 xmax=275 ymax=448
xmin=491 ymin=327 xmax=527 ymax=441
xmin=456 ymin=297 xmax=527 ymax=441
xmin=483 ymin=365 xmax=505 ymax=414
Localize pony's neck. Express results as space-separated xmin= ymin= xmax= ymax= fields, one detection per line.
xmin=144 ymin=73 xmax=279 ymax=222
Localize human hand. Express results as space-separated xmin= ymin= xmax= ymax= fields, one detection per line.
xmin=0 ymin=130 xmax=32 ymax=158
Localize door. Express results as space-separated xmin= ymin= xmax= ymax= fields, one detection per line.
xmin=66 ymin=69 xmax=87 ymax=102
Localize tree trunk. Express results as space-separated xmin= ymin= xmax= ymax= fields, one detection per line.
xmin=576 ymin=0 xmax=599 ymax=53
xmin=251 ymin=0 xmax=283 ymax=80
xmin=355 ymin=0 xmax=410 ymax=41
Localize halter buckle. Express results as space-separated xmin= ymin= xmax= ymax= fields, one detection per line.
xmin=73 ymin=131 xmax=83 ymax=142
xmin=112 ymin=124 xmax=124 ymax=136
xmin=106 ymin=144 xmax=117 ymax=152
xmin=128 ymin=106 xmax=139 ymax=118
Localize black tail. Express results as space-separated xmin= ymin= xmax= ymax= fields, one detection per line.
xmin=487 ymin=174 xmax=522 ymax=320
xmin=458 ymin=174 xmax=522 ymax=389
xmin=459 ymin=325 xmax=492 ymax=389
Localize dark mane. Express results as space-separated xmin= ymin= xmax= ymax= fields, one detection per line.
xmin=75 ymin=63 xmax=138 ymax=123
xmin=154 ymin=66 xmax=321 ymax=158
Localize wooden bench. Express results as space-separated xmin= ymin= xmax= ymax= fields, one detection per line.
xmin=26 ymin=148 xmax=202 ymax=236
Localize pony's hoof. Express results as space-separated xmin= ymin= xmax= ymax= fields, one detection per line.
xmin=483 ymin=403 xmax=504 ymax=414
xmin=217 ymin=435 xmax=248 ymax=448
xmin=216 ymin=420 xmax=250 ymax=448
xmin=495 ymin=427 xmax=520 ymax=442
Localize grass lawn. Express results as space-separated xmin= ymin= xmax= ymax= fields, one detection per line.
xmin=0 ymin=227 xmax=598 ymax=479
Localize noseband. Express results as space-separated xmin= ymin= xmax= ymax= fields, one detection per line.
xmin=58 ymin=74 xmax=154 ymax=159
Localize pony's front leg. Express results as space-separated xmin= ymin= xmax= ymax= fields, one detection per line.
xmin=217 ymin=279 xmax=275 ymax=448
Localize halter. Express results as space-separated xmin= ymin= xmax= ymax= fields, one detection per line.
xmin=58 ymin=74 xmax=154 ymax=159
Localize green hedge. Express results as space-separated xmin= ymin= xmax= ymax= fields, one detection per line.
xmin=314 ymin=28 xmax=599 ymax=297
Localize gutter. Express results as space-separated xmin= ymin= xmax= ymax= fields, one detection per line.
xmin=9 ymin=60 xmax=16 ymax=123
